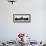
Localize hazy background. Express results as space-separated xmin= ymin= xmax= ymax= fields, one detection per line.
xmin=0 ymin=0 xmax=46 ymax=41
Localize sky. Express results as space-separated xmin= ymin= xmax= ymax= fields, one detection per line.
xmin=0 ymin=0 xmax=46 ymax=42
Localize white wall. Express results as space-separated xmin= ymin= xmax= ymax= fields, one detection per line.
xmin=0 ymin=0 xmax=46 ymax=41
